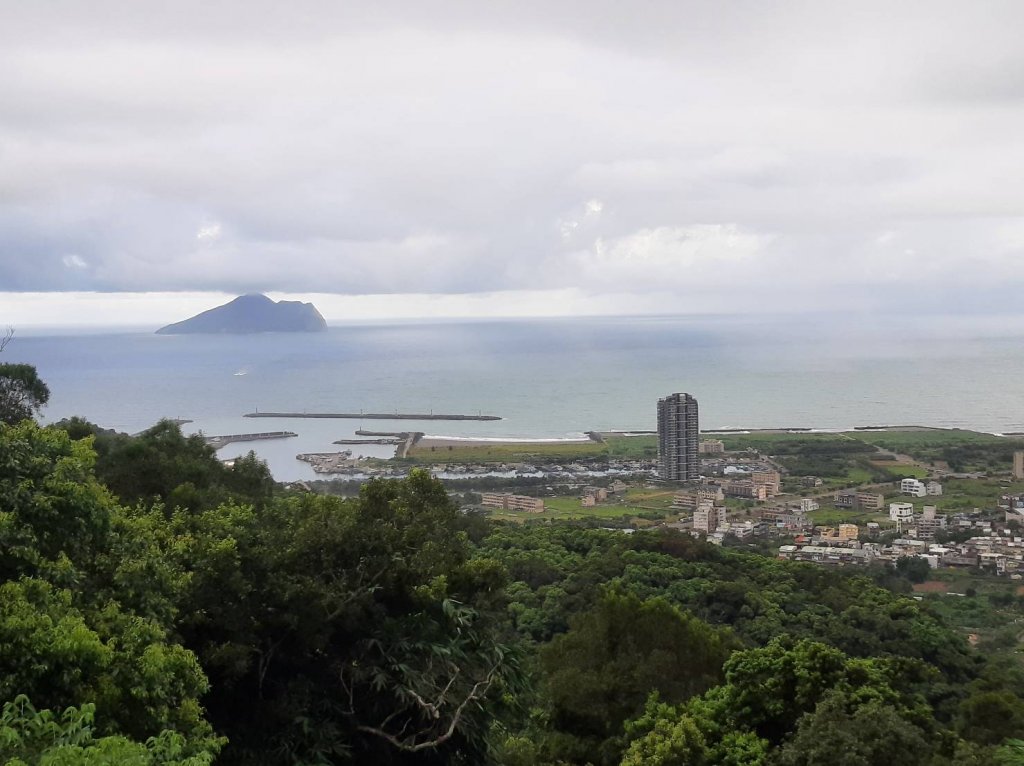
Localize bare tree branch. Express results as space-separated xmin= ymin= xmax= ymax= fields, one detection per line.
xmin=0 ymin=328 xmax=12 ymax=354
xmin=256 ymin=636 xmax=286 ymax=698
xmin=356 ymin=664 xmax=499 ymax=753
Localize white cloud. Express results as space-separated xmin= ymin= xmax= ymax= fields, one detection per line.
xmin=196 ymin=222 xmax=222 ymax=243
xmin=569 ymin=224 xmax=771 ymax=289
xmin=1 ymin=1 xmax=1024 ymax=318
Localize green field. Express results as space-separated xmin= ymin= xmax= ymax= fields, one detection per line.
xmin=872 ymin=462 xmax=929 ymax=479
xmin=604 ymin=434 xmax=658 ymax=458
xmin=845 ymin=429 xmax=1024 ymax=473
xmin=623 ymin=486 xmax=677 ymax=508
xmin=714 ymin=431 xmax=859 ymax=451
xmin=845 ymin=428 xmax=1006 ymax=450
xmin=489 ymin=493 xmax=673 ymax=523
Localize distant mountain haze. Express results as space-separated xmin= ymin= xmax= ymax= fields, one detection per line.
xmin=155 ymin=294 xmax=327 ymax=334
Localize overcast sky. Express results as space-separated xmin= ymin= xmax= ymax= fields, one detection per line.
xmin=3 ymin=0 xmax=1024 ymax=326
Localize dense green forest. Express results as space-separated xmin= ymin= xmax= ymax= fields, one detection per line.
xmin=3 ymin=370 xmax=1024 ymax=764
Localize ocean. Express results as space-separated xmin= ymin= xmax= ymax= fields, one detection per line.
xmin=10 ymin=314 xmax=1024 ymax=480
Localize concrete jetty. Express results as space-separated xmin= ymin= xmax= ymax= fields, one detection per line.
xmin=333 ymin=438 xmax=403 ymax=445
xmin=245 ymin=412 xmax=501 ymax=421
xmin=206 ymin=431 xmax=298 ymax=450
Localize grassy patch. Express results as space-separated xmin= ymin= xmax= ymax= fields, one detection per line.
xmin=490 ymin=494 xmax=672 ymax=523
xmin=846 ymin=429 xmax=1024 ymax=472
xmin=623 ymin=487 xmax=677 ymax=508
xmin=605 ymin=434 xmax=658 ymax=459
xmin=809 ymin=508 xmax=884 ymax=526
xmin=714 ymin=432 xmax=858 ymax=451
xmin=905 ymin=478 xmax=1023 ymax=513
xmin=877 ymin=463 xmax=929 ymax=479
xmin=847 ymin=429 xmax=1006 ymax=450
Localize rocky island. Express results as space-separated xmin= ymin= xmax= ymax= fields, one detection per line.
xmin=156 ymin=294 xmax=327 ymax=334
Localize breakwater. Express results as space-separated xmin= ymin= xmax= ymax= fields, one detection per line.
xmin=333 ymin=438 xmax=403 ymax=445
xmin=206 ymin=431 xmax=298 ymax=449
xmin=245 ymin=412 xmax=501 ymax=421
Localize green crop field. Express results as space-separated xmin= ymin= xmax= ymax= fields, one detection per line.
xmin=845 ymin=428 xmax=1006 ymax=449
xmin=604 ymin=434 xmax=658 ymax=458
xmin=714 ymin=431 xmax=857 ymax=451
xmin=489 ymin=494 xmax=672 ymax=523
xmin=623 ymin=487 xmax=676 ymax=507
xmin=843 ymin=429 xmax=1024 ymax=473
xmin=875 ymin=463 xmax=929 ymax=479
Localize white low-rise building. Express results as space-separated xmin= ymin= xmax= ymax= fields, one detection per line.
xmin=800 ymin=497 xmax=820 ymax=512
xmin=926 ymin=481 xmax=943 ymax=496
xmin=901 ymin=478 xmax=927 ymax=497
xmin=890 ymin=502 xmax=915 ymax=523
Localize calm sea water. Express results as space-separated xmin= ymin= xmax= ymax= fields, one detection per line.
xmin=11 ymin=315 xmax=1024 ymax=480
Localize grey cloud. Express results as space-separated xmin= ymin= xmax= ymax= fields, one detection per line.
xmin=2 ymin=0 xmax=1024 ymax=308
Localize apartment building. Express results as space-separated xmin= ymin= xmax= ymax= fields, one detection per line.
xmin=657 ymin=392 xmax=700 ymax=481
xmin=481 ymin=492 xmax=545 ymax=513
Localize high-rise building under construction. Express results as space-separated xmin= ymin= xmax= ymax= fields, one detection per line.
xmin=657 ymin=392 xmax=699 ymax=481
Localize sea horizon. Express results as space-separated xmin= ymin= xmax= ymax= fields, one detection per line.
xmin=9 ymin=313 xmax=1024 ymax=480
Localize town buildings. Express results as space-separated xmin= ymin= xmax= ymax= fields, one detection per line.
xmin=901 ymin=478 xmax=927 ymax=497
xmin=657 ymin=392 xmax=699 ymax=481
xmin=481 ymin=492 xmax=545 ymax=512
xmin=699 ymin=439 xmax=725 ymax=454
xmin=915 ymin=506 xmax=947 ymax=540
xmin=721 ymin=479 xmax=769 ymax=500
xmin=835 ymin=491 xmax=884 ymax=510
xmin=751 ymin=470 xmax=782 ymax=497
xmin=889 ymin=502 xmax=915 ymax=529
xmin=693 ymin=501 xmax=727 ymax=534
xmin=673 ymin=485 xmax=725 ymax=510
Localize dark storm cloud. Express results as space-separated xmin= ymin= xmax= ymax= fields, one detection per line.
xmin=2 ymin=0 xmax=1024 ymax=307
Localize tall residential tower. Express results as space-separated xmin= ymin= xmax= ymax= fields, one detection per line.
xmin=657 ymin=392 xmax=699 ymax=481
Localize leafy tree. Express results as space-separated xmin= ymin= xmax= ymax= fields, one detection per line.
xmin=958 ymin=690 xmax=1024 ymax=746
xmin=0 ymin=362 xmax=50 ymax=425
xmin=0 ymin=420 xmax=220 ymax=758
xmin=995 ymin=740 xmax=1024 ymax=766
xmin=53 ymin=419 xmax=274 ymax=512
xmin=775 ymin=689 xmax=933 ymax=766
xmin=621 ymin=637 xmax=937 ymax=765
xmin=895 ymin=556 xmax=932 ymax=584
xmin=154 ymin=469 xmax=524 ymax=764
xmin=0 ymin=421 xmax=113 ymax=584
xmin=540 ymin=590 xmax=736 ymax=765
xmin=0 ymin=695 xmax=214 ymax=766
xmin=620 ymin=693 xmax=769 ymax=766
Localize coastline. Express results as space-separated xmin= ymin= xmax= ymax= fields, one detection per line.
xmin=413 ymin=424 xmax=1012 ymax=451
xmin=414 ymin=434 xmax=596 ymax=450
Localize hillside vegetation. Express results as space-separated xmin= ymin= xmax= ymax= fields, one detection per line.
xmin=3 ymin=367 xmax=1024 ymax=764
